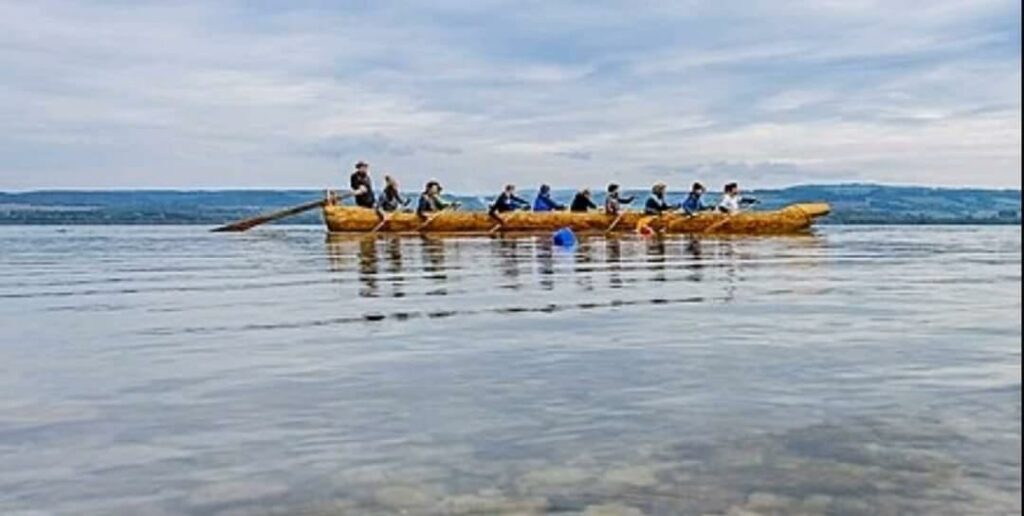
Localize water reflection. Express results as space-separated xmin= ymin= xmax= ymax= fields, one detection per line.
xmin=323 ymin=233 xmax=831 ymax=317
xmin=573 ymin=238 xmax=596 ymax=291
xmin=606 ymin=238 xmax=623 ymax=289
xmin=421 ymin=236 xmax=448 ymax=295
xmin=644 ymin=236 xmax=667 ymax=283
xmin=492 ymin=237 xmax=522 ymax=289
xmin=357 ymin=238 xmax=378 ymax=297
xmin=535 ymin=238 xmax=555 ymax=291
xmin=683 ymin=236 xmax=705 ymax=283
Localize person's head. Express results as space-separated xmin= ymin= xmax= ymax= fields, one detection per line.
xmin=539 ymin=184 xmax=551 ymax=194
xmin=724 ymin=182 xmax=739 ymax=195
xmin=385 ymin=175 xmax=398 ymax=188
xmin=504 ymin=184 xmax=516 ymax=193
xmin=425 ymin=180 xmax=441 ymax=194
xmin=607 ymin=183 xmax=620 ymax=194
xmin=691 ymin=182 xmax=705 ymax=195
xmin=580 ymin=188 xmax=591 ymax=197
xmin=652 ymin=182 xmax=667 ymax=195
xmin=355 ymin=161 xmax=369 ymax=173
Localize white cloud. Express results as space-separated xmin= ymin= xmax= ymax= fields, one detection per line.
xmin=0 ymin=0 xmax=1019 ymax=190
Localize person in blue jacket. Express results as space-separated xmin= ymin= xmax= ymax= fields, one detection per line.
xmin=681 ymin=182 xmax=710 ymax=215
xmin=532 ymin=184 xmax=565 ymax=212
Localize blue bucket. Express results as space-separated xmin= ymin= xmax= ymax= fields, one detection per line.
xmin=552 ymin=227 xmax=577 ymax=247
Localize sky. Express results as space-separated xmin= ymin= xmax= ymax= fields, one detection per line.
xmin=0 ymin=0 xmax=1020 ymax=191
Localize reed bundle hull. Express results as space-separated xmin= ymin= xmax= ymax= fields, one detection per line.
xmin=322 ymin=203 xmax=830 ymax=235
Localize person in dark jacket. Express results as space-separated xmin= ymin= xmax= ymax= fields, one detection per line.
xmin=644 ymin=182 xmax=679 ymax=215
xmin=489 ymin=184 xmax=531 ymax=214
xmin=416 ymin=180 xmax=458 ymax=218
xmin=604 ymin=183 xmax=635 ymax=216
xmin=570 ymin=188 xmax=598 ymax=212
xmin=376 ymin=175 xmax=409 ymax=212
xmin=532 ymin=184 xmax=565 ymax=212
xmin=350 ymin=161 xmax=375 ymax=209
xmin=681 ymin=182 xmax=709 ymax=215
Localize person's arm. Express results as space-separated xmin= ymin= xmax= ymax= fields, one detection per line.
xmin=512 ymin=194 xmax=530 ymax=209
xmin=621 ymin=195 xmax=635 ymax=204
xmin=350 ymin=175 xmax=366 ymax=195
xmin=587 ymin=197 xmax=598 ymax=209
xmin=548 ymin=196 xmax=565 ymax=210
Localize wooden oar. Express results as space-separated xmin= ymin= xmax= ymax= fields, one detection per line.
xmin=604 ymin=211 xmax=626 ymax=234
xmin=210 ymin=192 xmax=351 ymax=232
xmin=415 ymin=207 xmax=452 ymax=232
xmin=703 ymin=212 xmax=734 ymax=234
xmin=369 ymin=210 xmax=395 ymax=233
xmin=488 ymin=213 xmax=506 ymax=234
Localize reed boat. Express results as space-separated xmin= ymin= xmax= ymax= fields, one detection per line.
xmin=322 ymin=201 xmax=831 ymax=235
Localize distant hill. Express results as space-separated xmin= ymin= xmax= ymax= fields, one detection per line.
xmin=0 ymin=184 xmax=1019 ymax=225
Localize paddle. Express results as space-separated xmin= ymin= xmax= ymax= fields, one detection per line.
xmin=703 ymin=199 xmax=758 ymax=234
xmin=604 ymin=211 xmax=626 ymax=234
xmin=488 ymin=211 xmax=507 ymax=234
xmin=370 ymin=210 xmax=395 ymax=233
xmin=211 ymin=191 xmax=352 ymax=232
xmin=416 ymin=204 xmax=456 ymax=232
xmin=703 ymin=211 xmax=734 ymax=234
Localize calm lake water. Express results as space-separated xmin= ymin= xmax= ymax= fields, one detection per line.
xmin=0 ymin=225 xmax=1020 ymax=515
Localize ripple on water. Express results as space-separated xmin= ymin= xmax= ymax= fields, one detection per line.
xmin=0 ymin=225 xmax=1019 ymax=515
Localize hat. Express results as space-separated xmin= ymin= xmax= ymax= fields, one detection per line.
xmin=355 ymin=161 xmax=368 ymax=169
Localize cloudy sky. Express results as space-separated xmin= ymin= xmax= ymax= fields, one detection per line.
xmin=0 ymin=1 xmax=1019 ymax=191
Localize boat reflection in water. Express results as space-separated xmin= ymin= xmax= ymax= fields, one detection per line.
xmin=324 ymin=232 xmax=825 ymax=319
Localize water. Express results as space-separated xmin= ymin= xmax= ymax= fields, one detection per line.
xmin=0 ymin=225 xmax=1020 ymax=515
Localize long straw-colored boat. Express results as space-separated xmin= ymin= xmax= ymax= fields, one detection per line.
xmin=322 ymin=199 xmax=831 ymax=235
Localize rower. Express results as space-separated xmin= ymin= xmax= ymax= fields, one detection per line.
xmin=681 ymin=182 xmax=710 ymax=215
xmin=604 ymin=183 xmax=634 ymax=216
xmin=717 ymin=182 xmax=758 ymax=213
xmin=644 ymin=182 xmax=680 ymax=215
xmin=570 ymin=188 xmax=598 ymax=212
xmin=489 ymin=184 xmax=531 ymax=214
xmin=377 ymin=175 xmax=409 ymax=213
xmin=533 ymin=184 xmax=565 ymax=212
xmin=350 ymin=161 xmax=376 ymax=209
xmin=416 ymin=180 xmax=458 ymax=219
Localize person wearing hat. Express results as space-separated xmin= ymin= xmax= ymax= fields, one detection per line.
xmin=681 ymin=182 xmax=710 ymax=215
xmin=416 ymin=180 xmax=459 ymax=218
xmin=644 ymin=182 xmax=679 ymax=215
xmin=570 ymin=188 xmax=598 ymax=212
xmin=604 ymin=183 xmax=635 ymax=216
xmin=350 ymin=161 xmax=376 ymax=209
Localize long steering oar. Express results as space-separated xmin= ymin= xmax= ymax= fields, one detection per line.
xmin=211 ymin=191 xmax=352 ymax=232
